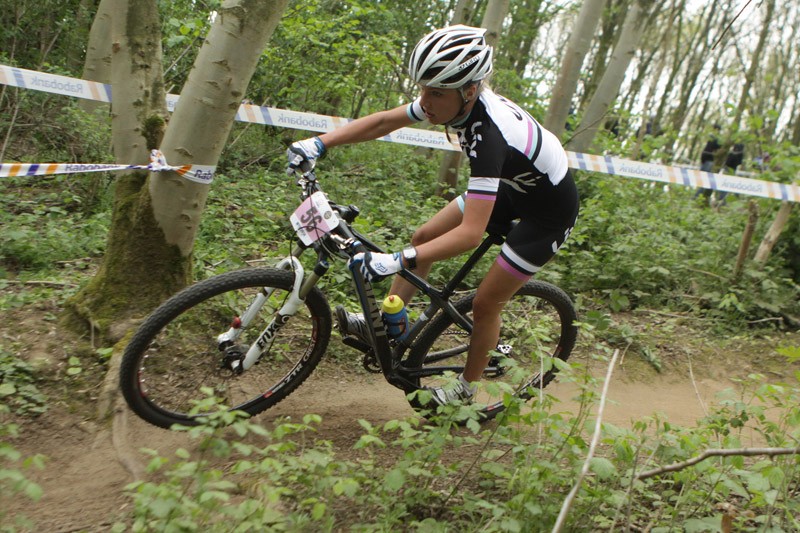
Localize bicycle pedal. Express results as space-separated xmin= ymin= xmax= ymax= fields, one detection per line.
xmin=220 ymin=345 xmax=246 ymax=375
xmin=361 ymin=350 xmax=382 ymax=373
xmin=485 ymin=356 xmax=507 ymax=378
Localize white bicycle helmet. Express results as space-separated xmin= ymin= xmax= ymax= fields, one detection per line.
xmin=408 ymin=25 xmax=493 ymax=89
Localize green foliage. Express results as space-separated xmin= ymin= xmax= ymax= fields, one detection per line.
xmin=109 ymin=359 xmax=800 ymax=531
xmin=0 ymin=0 xmax=91 ymax=73
xmin=0 ymin=347 xmax=47 ymax=416
xmin=2 ymin=98 xmax=114 ymax=214
xmin=2 ymin=2 xmax=800 ymax=530
xmin=557 ymin=173 xmax=800 ymax=330
xmin=257 ymin=0 xmax=412 ymax=116
xmin=1 ymin=0 xmax=797 ymax=335
xmin=0 ymin=186 xmax=109 ymax=274
xmin=0 ymin=405 xmax=46 ymax=530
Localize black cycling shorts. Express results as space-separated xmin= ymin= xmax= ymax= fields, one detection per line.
xmin=458 ymin=171 xmax=579 ymax=280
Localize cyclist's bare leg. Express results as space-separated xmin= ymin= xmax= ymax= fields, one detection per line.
xmin=389 ymin=199 xmax=463 ymax=303
xmin=462 ymin=261 xmax=529 ymax=383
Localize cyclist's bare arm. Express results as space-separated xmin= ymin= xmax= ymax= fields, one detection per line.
xmin=416 ymin=195 xmax=494 ymax=264
xmin=318 ymin=105 xmax=414 ymax=149
xmin=315 ymin=103 xmax=493 ymax=266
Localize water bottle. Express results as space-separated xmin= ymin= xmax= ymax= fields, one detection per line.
xmin=381 ymin=295 xmax=409 ymax=341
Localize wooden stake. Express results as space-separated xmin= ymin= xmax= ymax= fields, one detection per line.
xmin=732 ymin=200 xmax=758 ymax=280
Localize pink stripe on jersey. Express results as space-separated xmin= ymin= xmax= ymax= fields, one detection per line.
xmin=524 ymin=120 xmax=534 ymax=159
xmin=496 ymin=255 xmax=532 ymax=281
xmin=466 ymin=192 xmax=496 ymax=201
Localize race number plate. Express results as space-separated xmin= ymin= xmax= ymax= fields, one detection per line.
xmin=290 ymin=191 xmax=340 ymax=246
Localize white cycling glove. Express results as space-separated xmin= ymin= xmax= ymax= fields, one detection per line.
xmin=349 ymin=251 xmax=403 ymax=282
xmin=286 ymin=136 xmax=326 ymax=174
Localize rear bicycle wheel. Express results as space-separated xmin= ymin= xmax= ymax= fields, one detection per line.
xmin=119 ymin=268 xmax=332 ymax=429
xmin=405 ymin=280 xmax=577 ymax=420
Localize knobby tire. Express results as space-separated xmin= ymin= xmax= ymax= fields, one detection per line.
xmin=405 ymin=280 xmax=577 ymax=420
xmin=119 ymin=268 xmax=331 ymax=429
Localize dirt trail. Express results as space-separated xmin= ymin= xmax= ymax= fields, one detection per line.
xmin=6 ymin=351 xmax=751 ymax=532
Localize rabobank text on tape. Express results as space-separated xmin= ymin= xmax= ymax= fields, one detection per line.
xmin=570 ymin=153 xmax=800 ymax=203
xmin=2 ymin=64 xmax=798 ymax=202
xmin=0 ymin=64 xmax=111 ymax=103
xmin=0 ymin=150 xmax=216 ymax=185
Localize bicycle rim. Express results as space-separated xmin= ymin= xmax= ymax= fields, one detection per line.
xmin=408 ymin=281 xmax=577 ymax=420
xmin=120 ymin=268 xmax=331 ymax=429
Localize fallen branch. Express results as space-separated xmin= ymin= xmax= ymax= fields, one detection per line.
xmin=2 ymin=279 xmax=78 ymax=288
xmin=685 ymin=350 xmax=707 ymax=418
xmin=745 ymin=317 xmax=783 ymax=325
xmin=634 ymin=308 xmax=711 ymax=321
xmin=553 ymin=349 xmax=620 ymax=533
xmin=636 ymin=447 xmax=800 ymax=480
xmin=685 ymin=267 xmax=728 ymax=281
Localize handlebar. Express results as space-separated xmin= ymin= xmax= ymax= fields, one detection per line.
xmin=289 ymin=167 xmax=385 ymax=257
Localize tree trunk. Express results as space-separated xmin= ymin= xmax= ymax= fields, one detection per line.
xmin=64 ymin=0 xmax=290 ymax=343
xmin=629 ymin=0 xmax=680 ymax=159
xmin=579 ymin=0 xmax=628 ymax=111
xmin=662 ymin=0 xmax=724 ymax=156
xmin=481 ymin=0 xmax=509 ymax=45
xmin=753 ymin=202 xmax=793 ymax=265
xmin=567 ymin=0 xmax=653 ymax=153
xmin=79 ymin=0 xmax=113 ymax=115
xmin=504 ymin=0 xmax=545 ymax=77
xmin=732 ymin=200 xmax=758 ymax=280
xmin=711 ymin=0 xmax=775 ymax=171
xmin=152 ymin=0 xmax=289 ymax=253
xmin=753 ymin=110 xmax=800 ymax=265
xmin=453 ymin=0 xmax=481 ymax=25
xmin=64 ymin=0 xmax=172 ymax=341
xmin=544 ymin=0 xmax=607 ymax=139
xmin=730 ymin=0 xmax=775 ymax=133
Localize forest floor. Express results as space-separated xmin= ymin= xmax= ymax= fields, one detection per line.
xmin=2 ymin=288 xmax=799 ymax=532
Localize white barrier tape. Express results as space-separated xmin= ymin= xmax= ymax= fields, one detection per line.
xmin=0 ymin=149 xmax=216 ymax=185
xmin=0 ymin=64 xmax=111 ymax=102
xmin=2 ymin=64 xmax=798 ymax=202
xmin=569 ymin=153 xmax=800 ymax=203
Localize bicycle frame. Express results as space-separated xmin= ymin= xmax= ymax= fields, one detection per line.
xmin=234 ymin=169 xmax=506 ymax=393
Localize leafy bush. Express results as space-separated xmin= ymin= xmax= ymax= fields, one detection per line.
xmin=0 ymin=406 xmax=45 ymax=530
xmin=557 ymin=174 xmax=800 ymax=329
xmin=0 ymin=347 xmax=47 ymax=416
xmin=0 ymin=200 xmax=108 ymax=274
xmin=113 ymin=354 xmax=800 ymax=532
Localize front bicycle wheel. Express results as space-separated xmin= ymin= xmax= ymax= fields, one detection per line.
xmin=119 ymin=268 xmax=332 ymax=429
xmin=405 ymin=280 xmax=577 ymax=420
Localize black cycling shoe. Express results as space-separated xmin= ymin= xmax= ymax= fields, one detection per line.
xmin=424 ymin=380 xmax=475 ymax=407
xmin=335 ymin=305 xmax=371 ymax=345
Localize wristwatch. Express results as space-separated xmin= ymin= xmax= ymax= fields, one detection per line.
xmin=402 ymin=246 xmax=418 ymax=270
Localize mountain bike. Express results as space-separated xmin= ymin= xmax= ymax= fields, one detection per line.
xmin=119 ymin=168 xmax=578 ymax=429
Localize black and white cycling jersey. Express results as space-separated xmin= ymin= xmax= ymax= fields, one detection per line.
xmin=408 ymin=89 xmax=577 ymax=227
xmin=407 ymin=89 xmax=579 ymax=278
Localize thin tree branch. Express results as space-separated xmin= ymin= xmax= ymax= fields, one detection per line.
xmin=636 ymin=447 xmax=800 ymax=480
xmin=685 ymin=350 xmax=708 ymax=418
xmin=553 ymin=349 xmax=620 ymax=533
xmin=711 ymin=0 xmax=754 ymax=50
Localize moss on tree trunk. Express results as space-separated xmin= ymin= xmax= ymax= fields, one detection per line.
xmin=62 ymin=171 xmax=191 ymax=343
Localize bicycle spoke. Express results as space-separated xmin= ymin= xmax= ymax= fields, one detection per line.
xmin=407 ymin=281 xmax=577 ymax=419
xmin=120 ymin=269 xmax=331 ymax=428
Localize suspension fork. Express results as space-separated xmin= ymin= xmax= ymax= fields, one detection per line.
xmin=216 ymin=250 xmax=328 ymax=373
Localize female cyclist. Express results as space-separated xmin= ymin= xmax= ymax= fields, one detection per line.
xmin=287 ymin=25 xmax=579 ymax=406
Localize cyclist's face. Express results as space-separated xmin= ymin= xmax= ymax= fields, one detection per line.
xmin=418 ymin=86 xmax=464 ymax=124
